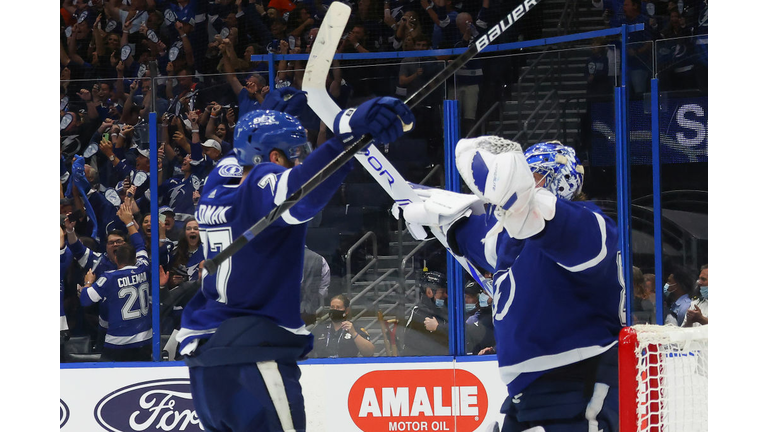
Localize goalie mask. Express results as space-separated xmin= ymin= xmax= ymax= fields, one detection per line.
xmin=524 ymin=142 xmax=584 ymax=201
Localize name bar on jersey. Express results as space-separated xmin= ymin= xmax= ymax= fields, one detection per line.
xmin=196 ymin=205 xmax=232 ymax=225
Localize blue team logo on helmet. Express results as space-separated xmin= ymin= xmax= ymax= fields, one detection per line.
xmin=233 ymin=110 xmax=311 ymax=166
xmin=524 ymin=141 xmax=584 ymax=201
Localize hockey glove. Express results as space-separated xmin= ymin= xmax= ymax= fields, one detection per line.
xmin=333 ymin=96 xmax=414 ymax=145
xmin=391 ymin=184 xmax=485 ymax=241
xmin=455 ymin=136 xmax=556 ymax=239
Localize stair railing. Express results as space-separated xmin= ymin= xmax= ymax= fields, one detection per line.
xmin=345 ymin=231 xmax=378 ymax=296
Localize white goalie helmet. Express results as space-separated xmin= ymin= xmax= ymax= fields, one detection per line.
xmin=524 ymin=141 xmax=584 ymax=201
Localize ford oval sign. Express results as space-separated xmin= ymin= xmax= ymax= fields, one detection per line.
xmin=94 ymin=379 xmax=203 ymax=431
xmin=60 ymin=399 xmax=70 ymax=428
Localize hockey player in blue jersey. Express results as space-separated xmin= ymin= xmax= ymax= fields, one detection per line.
xmin=79 ymin=201 xmax=153 ymax=362
xmin=176 ymin=94 xmax=414 ymax=432
xmin=399 ymin=138 xmax=623 ymax=431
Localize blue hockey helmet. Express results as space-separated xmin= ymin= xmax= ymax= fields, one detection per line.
xmin=233 ymin=109 xmax=311 ymax=166
xmin=524 ymin=141 xmax=584 ymax=200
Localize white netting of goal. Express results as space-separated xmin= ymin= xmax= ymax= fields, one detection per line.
xmin=632 ymin=324 xmax=708 ymax=432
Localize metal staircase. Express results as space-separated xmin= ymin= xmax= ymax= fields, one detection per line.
xmin=488 ymin=0 xmax=611 ymax=147
xmin=312 ymin=1 xmax=617 ymax=357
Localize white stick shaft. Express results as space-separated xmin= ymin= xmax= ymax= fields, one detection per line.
xmin=304 ymin=2 xmax=493 ymax=294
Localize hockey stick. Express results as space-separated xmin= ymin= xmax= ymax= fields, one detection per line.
xmin=303 ymin=1 xmax=494 ymax=293
xmin=203 ymin=0 xmax=543 ymax=276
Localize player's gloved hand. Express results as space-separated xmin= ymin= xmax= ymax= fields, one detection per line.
xmin=261 ymin=86 xmax=307 ymax=117
xmin=333 ymin=96 xmax=414 ymax=144
xmin=455 ymin=136 xmax=556 ymax=239
xmin=391 ymin=184 xmax=485 ymax=241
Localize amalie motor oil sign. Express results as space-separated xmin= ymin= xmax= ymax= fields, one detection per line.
xmin=348 ymin=369 xmax=488 ymax=432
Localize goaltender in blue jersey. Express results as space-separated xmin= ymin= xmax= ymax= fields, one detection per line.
xmin=398 ymin=138 xmax=624 ymax=432
xmin=176 ymin=88 xmax=414 ymax=432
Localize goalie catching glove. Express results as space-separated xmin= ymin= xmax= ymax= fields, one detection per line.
xmin=391 ymin=185 xmax=485 ymax=243
xmin=455 ymin=136 xmax=557 ymax=239
xmin=333 ymin=96 xmax=414 ymax=145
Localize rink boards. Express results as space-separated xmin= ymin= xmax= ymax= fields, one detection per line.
xmin=60 ymin=358 xmax=508 ymax=432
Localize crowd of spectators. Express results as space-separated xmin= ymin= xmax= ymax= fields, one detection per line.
xmin=59 ymin=0 xmax=708 ymax=361
xmin=630 ymin=263 xmax=709 ymax=328
xmin=587 ymin=0 xmax=709 ymax=97
xmin=58 ymin=0 xmax=535 ymax=361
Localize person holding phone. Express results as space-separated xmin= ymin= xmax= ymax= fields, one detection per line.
xmin=158 ymin=111 xmax=206 ymax=221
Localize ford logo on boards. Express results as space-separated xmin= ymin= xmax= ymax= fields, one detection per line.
xmin=94 ymin=379 xmax=203 ymax=431
xmin=60 ymin=399 xmax=70 ymax=428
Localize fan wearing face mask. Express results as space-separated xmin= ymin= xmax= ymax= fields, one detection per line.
xmin=683 ymin=264 xmax=708 ymax=327
xmin=663 ymin=266 xmax=695 ymax=326
xmin=401 ymin=271 xmax=450 ymax=357
xmin=463 ymin=280 xmax=495 ymax=355
xmin=311 ymin=294 xmax=375 ymax=358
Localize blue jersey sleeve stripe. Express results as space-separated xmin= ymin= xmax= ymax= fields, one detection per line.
xmin=85 ymin=286 xmax=102 ymax=303
xmin=274 ymin=169 xmax=291 ymax=205
xmin=105 ymin=329 xmax=153 ymax=346
xmin=76 ymin=250 xmax=93 ymax=268
xmin=556 ymin=212 xmax=608 ymax=272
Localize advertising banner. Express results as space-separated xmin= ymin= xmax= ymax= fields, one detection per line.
xmin=61 ymin=360 xmax=508 ymax=431
xmin=589 ymin=96 xmax=708 ymax=166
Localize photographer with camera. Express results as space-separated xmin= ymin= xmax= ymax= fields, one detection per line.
xmin=311 ymin=295 xmax=375 ymax=358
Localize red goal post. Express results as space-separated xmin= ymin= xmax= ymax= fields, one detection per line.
xmin=619 ymin=324 xmax=708 ymax=432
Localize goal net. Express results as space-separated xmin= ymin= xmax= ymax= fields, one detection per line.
xmin=619 ymin=324 xmax=708 ymax=432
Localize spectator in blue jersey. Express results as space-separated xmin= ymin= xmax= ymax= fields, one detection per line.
xmin=79 ymin=200 xmax=153 ymax=362
xmin=311 ymin=295 xmax=375 ymax=358
xmin=585 ymin=38 xmax=612 ymax=96
xmin=61 ymin=226 xmax=74 ymax=356
xmin=159 ymin=111 xmax=205 ymax=220
xmin=398 ymin=139 xmax=624 ymax=431
xmin=170 ymin=219 xmax=205 ymax=283
xmin=221 ymin=38 xmax=269 ymax=119
xmin=401 ymin=271 xmax=450 ymax=356
xmin=663 ymin=266 xmax=694 ymax=326
xmin=424 ymin=0 xmax=460 ymax=49
xmin=64 ymin=189 xmax=147 ymax=346
xmin=657 ymin=9 xmax=697 ymax=91
xmin=463 ymin=280 xmax=495 ymax=356
xmin=175 ymin=93 xmax=413 ymax=431
xmin=617 ymin=0 xmax=654 ymax=97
